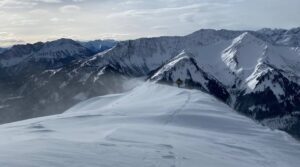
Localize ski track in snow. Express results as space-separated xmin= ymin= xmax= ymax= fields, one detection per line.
xmin=0 ymin=83 xmax=300 ymax=167
xmin=164 ymin=92 xmax=191 ymax=126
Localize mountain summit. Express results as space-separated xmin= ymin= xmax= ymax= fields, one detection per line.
xmin=0 ymin=83 xmax=299 ymax=167
xmin=1 ymin=28 xmax=300 ymax=138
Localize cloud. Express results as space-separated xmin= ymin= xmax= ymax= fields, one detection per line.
xmin=98 ymin=33 xmax=131 ymax=39
xmin=50 ymin=17 xmax=76 ymax=23
xmin=29 ymin=9 xmax=49 ymax=15
xmin=35 ymin=0 xmax=62 ymax=3
xmin=151 ymin=25 xmax=169 ymax=30
xmin=0 ymin=38 xmax=24 ymax=43
xmin=0 ymin=32 xmax=13 ymax=37
xmin=0 ymin=0 xmax=37 ymax=9
xmin=46 ymin=34 xmax=79 ymax=41
xmin=0 ymin=0 xmax=299 ymax=46
xmin=50 ymin=17 xmax=60 ymax=22
xmin=0 ymin=32 xmax=25 ymax=46
xmin=0 ymin=0 xmax=63 ymax=9
xmin=1 ymin=13 xmax=40 ymax=26
xmin=179 ymin=13 xmax=196 ymax=23
xmin=60 ymin=5 xmax=81 ymax=13
xmin=11 ymin=19 xmax=40 ymax=26
xmin=107 ymin=3 xmax=208 ymax=18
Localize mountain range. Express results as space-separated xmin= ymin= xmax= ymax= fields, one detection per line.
xmin=0 ymin=28 xmax=300 ymax=138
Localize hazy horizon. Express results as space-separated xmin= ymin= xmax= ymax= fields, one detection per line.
xmin=0 ymin=0 xmax=300 ymax=47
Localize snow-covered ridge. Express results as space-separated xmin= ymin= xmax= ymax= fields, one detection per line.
xmin=257 ymin=27 xmax=300 ymax=46
xmin=93 ymin=28 xmax=300 ymax=87
xmin=221 ymin=32 xmax=267 ymax=74
xmin=92 ymin=28 xmax=300 ymax=92
xmin=1 ymin=28 xmax=300 ymax=138
xmin=0 ymin=39 xmax=90 ymax=68
xmin=149 ymin=50 xmax=230 ymax=102
xmin=0 ymin=38 xmax=116 ymax=68
xmin=0 ymin=83 xmax=299 ymax=167
xmin=150 ymin=50 xmax=196 ymax=81
xmin=83 ymin=28 xmax=300 ymax=137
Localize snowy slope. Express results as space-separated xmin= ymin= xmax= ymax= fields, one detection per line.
xmin=150 ymin=51 xmax=204 ymax=82
xmin=150 ymin=50 xmax=230 ymax=102
xmin=80 ymin=29 xmax=300 ymax=137
xmin=0 ymin=39 xmax=92 ymax=68
xmin=93 ymin=29 xmax=300 ymax=90
xmin=1 ymin=28 xmax=300 ymax=139
xmin=256 ymin=27 xmax=300 ymax=46
xmin=0 ymin=83 xmax=299 ymax=167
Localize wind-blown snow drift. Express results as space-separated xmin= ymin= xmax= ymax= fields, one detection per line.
xmin=0 ymin=83 xmax=299 ymax=167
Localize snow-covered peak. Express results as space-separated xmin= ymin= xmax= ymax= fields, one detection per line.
xmin=49 ymin=38 xmax=77 ymax=45
xmin=150 ymin=50 xmax=230 ymax=102
xmin=173 ymin=50 xmax=193 ymax=59
xmin=1 ymin=27 xmax=300 ymax=139
xmin=36 ymin=38 xmax=89 ymax=57
xmin=0 ymin=43 xmax=42 ymax=67
xmin=222 ymin=32 xmax=267 ymax=76
xmin=257 ymin=28 xmax=286 ymax=36
xmin=185 ymin=29 xmax=241 ymax=46
xmin=0 ymin=39 xmax=93 ymax=68
xmin=232 ymin=32 xmax=263 ymax=45
xmin=150 ymin=50 xmax=196 ymax=81
xmin=244 ymin=62 xmax=274 ymax=91
xmin=20 ymin=38 xmax=83 ymax=54
xmin=257 ymin=27 xmax=300 ymax=46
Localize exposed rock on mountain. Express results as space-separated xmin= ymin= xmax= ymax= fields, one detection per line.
xmin=1 ymin=28 xmax=300 ymax=138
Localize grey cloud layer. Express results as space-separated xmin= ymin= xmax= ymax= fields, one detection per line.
xmin=0 ymin=0 xmax=299 ymax=46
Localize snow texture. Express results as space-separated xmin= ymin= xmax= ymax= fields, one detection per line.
xmin=0 ymin=83 xmax=299 ymax=167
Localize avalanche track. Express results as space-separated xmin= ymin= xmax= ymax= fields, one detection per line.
xmin=0 ymin=83 xmax=299 ymax=167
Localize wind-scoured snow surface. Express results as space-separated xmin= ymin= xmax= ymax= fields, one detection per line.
xmin=0 ymin=83 xmax=299 ymax=167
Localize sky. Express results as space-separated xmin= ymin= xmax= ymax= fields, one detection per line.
xmin=0 ymin=0 xmax=300 ymax=47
